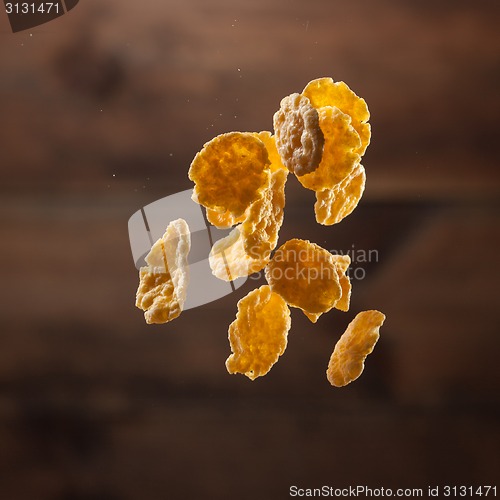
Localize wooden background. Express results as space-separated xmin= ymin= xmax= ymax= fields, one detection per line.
xmin=0 ymin=1 xmax=499 ymax=499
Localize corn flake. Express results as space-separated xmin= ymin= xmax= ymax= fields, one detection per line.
xmin=302 ymin=254 xmax=351 ymax=323
xmin=326 ymin=310 xmax=385 ymax=387
xmin=315 ymin=164 xmax=366 ymax=226
xmin=206 ymin=208 xmax=245 ymax=229
xmin=303 ymin=77 xmax=371 ymax=156
xmin=136 ymin=219 xmax=191 ymax=324
xmin=209 ymin=166 xmax=287 ymax=281
xmin=253 ymin=131 xmax=288 ymax=173
xmin=226 ymin=285 xmax=291 ymax=380
xmin=265 ymin=239 xmax=341 ymax=316
xmin=330 ymin=254 xmax=351 ymax=312
xmin=242 ymin=167 xmax=287 ymax=260
xmin=273 ymin=93 xmax=325 ymax=176
xmin=209 ymin=226 xmax=269 ymax=281
xmin=189 ymin=132 xmax=271 ymax=218
xmin=297 ymin=106 xmax=361 ymax=192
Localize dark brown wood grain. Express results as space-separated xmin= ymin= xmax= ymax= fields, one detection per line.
xmin=0 ymin=1 xmax=499 ymax=499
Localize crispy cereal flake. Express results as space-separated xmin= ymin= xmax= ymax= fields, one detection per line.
xmin=327 ymin=310 xmax=385 ymax=387
xmin=226 ymin=285 xmax=291 ymax=380
xmin=242 ymin=167 xmax=288 ymax=260
xmin=273 ymin=93 xmax=325 ymax=176
xmin=302 ymin=254 xmax=351 ymax=323
xmin=253 ymin=131 xmax=288 ymax=173
xmin=265 ymin=239 xmax=341 ymax=316
xmin=315 ymin=164 xmax=366 ymax=226
xmin=303 ymin=77 xmax=371 ymax=155
xmin=209 ymin=167 xmax=287 ymax=280
xmin=330 ymin=254 xmax=351 ymax=312
xmin=209 ymin=226 xmax=269 ymax=281
xmin=206 ymin=208 xmax=245 ymax=229
xmin=136 ymin=219 xmax=191 ymax=324
xmin=189 ymin=132 xmax=271 ymax=218
xmin=297 ymin=106 xmax=361 ymax=192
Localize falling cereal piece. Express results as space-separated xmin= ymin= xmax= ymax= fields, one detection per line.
xmin=135 ymin=219 xmax=191 ymax=324
xmin=206 ymin=208 xmax=246 ymax=229
xmin=209 ymin=167 xmax=288 ymax=280
xmin=330 ymin=254 xmax=352 ymax=313
xmin=314 ymin=164 xmax=366 ymax=226
xmin=226 ymin=285 xmax=291 ymax=380
xmin=302 ymin=77 xmax=371 ymax=155
xmin=265 ymin=239 xmax=341 ymax=318
xmin=189 ymin=132 xmax=271 ymax=218
xmin=296 ymin=106 xmax=361 ymax=192
xmin=327 ymin=310 xmax=385 ymax=387
xmin=209 ymin=226 xmax=270 ymax=281
xmin=273 ymin=93 xmax=325 ymax=176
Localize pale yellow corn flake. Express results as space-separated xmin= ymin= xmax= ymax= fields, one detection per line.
xmin=303 ymin=77 xmax=371 ymax=155
xmin=209 ymin=226 xmax=269 ymax=281
xmin=136 ymin=219 xmax=191 ymax=324
xmin=297 ymin=106 xmax=361 ymax=192
xmin=273 ymin=93 xmax=325 ymax=176
xmin=265 ymin=239 xmax=341 ymax=316
xmin=226 ymin=285 xmax=291 ymax=380
xmin=242 ymin=167 xmax=287 ymax=260
xmin=315 ymin=164 xmax=366 ymax=226
xmin=189 ymin=132 xmax=271 ymax=218
xmin=206 ymin=208 xmax=245 ymax=229
xmin=327 ymin=310 xmax=385 ymax=387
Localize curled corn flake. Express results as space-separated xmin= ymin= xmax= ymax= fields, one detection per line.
xmin=209 ymin=167 xmax=287 ymax=280
xmin=273 ymin=93 xmax=325 ymax=176
xmin=189 ymin=132 xmax=271 ymax=218
xmin=326 ymin=310 xmax=385 ymax=387
xmin=209 ymin=226 xmax=269 ymax=281
xmin=315 ymin=164 xmax=366 ymax=226
xmin=330 ymin=254 xmax=351 ymax=312
xmin=226 ymin=285 xmax=291 ymax=380
xmin=297 ymin=106 xmax=361 ymax=192
xmin=242 ymin=167 xmax=287 ymax=260
xmin=265 ymin=239 xmax=341 ymax=316
xmin=253 ymin=131 xmax=288 ymax=173
xmin=206 ymin=208 xmax=245 ymax=229
xmin=136 ymin=219 xmax=191 ymax=324
xmin=303 ymin=254 xmax=351 ymax=323
xmin=303 ymin=77 xmax=371 ymax=156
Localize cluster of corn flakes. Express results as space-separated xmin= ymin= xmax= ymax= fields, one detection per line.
xmin=136 ymin=77 xmax=385 ymax=387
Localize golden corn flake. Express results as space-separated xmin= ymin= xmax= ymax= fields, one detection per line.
xmin=326 ymin=310 xmax=385 ymax=387
xmin=253 ymin=131 xmax=288 ymax=173
xmin=136 ymin=219 xmax=191 ymax=324
xmin=273 ymin=93 xmax=325 ymax=176
xmin=302 ymin=254 xmax=351 ymax=323
xmin=189 ymin=132 xmax=271 ymax=218
xmin=330 ymin=254 xmax=351 ymax=312
xmin=242 ymin=167 xmax=287 ymax=260
xmin=209 ymin=167 xmax=287 ymax=281
xmin=205 ymin=133 xmax=286 ymax=230
xmin=265 ymin=239 xmax=341 ymax=316
xmin=226 ymin=285 xmax=291 ymax=380
xmin=297 ymin=106 xmax=361 ymax=192
xmin=315 ymin=164 xmax=366 ymax=226
xmin=303 ymin=77 xmax=371 ymax=156
xmin=206 ymin=208 xmax=246 ymax=229
xmin=209 ymin=226 xmax=270 ymax=281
